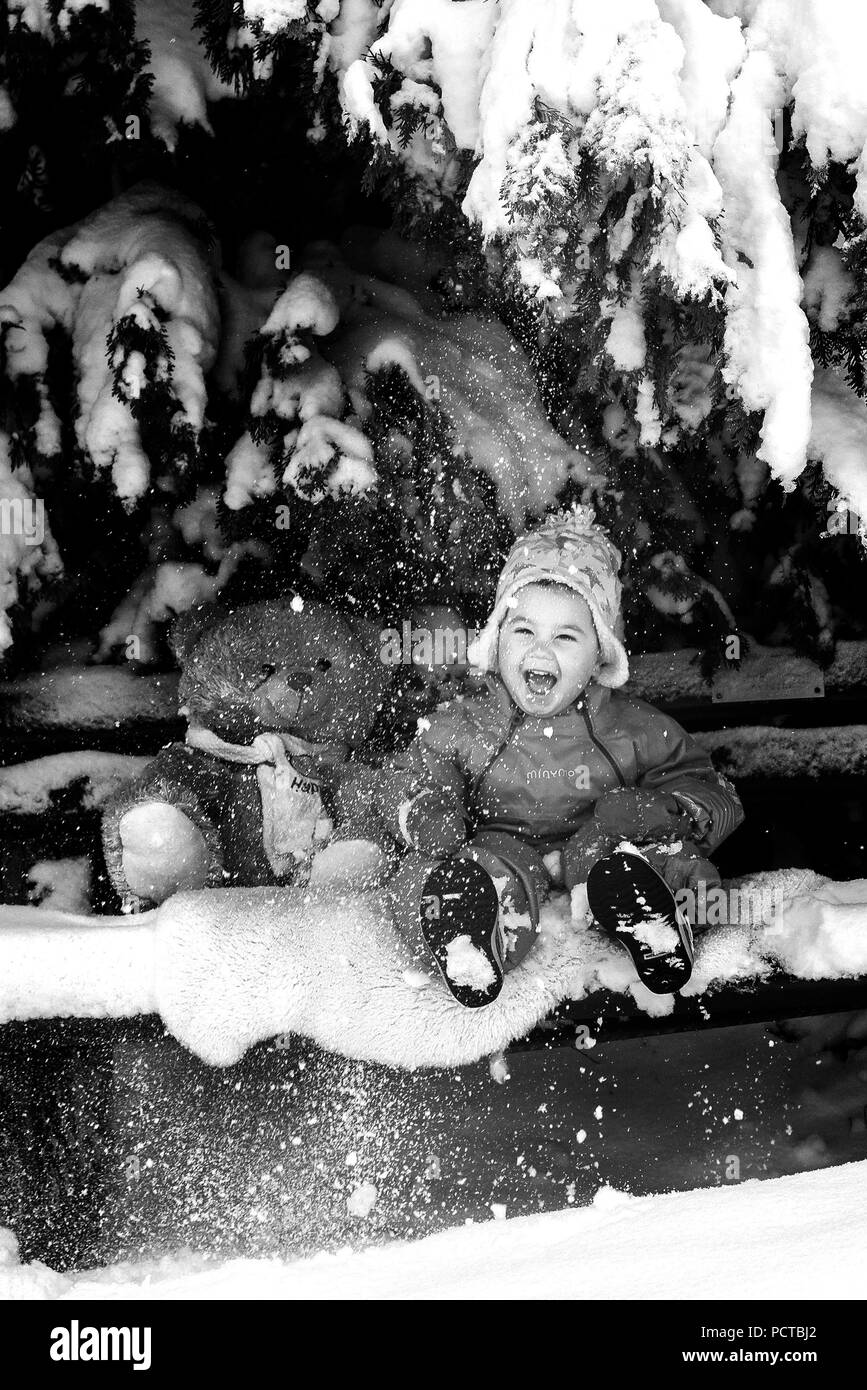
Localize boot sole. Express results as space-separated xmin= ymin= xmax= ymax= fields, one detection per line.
xmin=419 ymin=858 xmax=504 ymax=1008
xmin=587 ymin=850 xmax=694 ymax=995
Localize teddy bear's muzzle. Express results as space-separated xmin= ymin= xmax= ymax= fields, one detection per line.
xmin=253 ymin=670 xmax=309 ymax=727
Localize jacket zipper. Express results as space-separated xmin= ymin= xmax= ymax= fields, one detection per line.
xmin=470 ymin=706 xmax=524 ymax=801
xmin=473 ymin=695 xmax=625 ymax=800
xmin=581 ymin=700 xmax=626 ymax=787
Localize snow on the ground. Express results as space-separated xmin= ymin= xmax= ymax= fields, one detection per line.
xmin=0 ymin=751 xmax=150 ymax=814
xmin=2 ymin=1161 xmax=865 ymax=1299
xmin=760 ymin=876 xmax=867 ymax=978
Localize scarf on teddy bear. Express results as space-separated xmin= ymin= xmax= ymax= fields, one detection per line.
xmin=186 ymin=726 xmax=341 ymax=881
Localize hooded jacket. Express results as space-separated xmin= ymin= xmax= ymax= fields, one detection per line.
xmin=372 ymin=675 xmax=743 ymax=854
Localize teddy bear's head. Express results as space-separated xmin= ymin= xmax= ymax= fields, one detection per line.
xmin=171 ymin=595 xmax=390 ymax=748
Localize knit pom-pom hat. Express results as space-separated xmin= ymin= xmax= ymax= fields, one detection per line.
xmin=467 ymin=504 xmax=630 ymax=688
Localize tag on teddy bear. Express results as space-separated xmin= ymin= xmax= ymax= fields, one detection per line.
xmin=253 ymin=735 xmax=324 ymax=879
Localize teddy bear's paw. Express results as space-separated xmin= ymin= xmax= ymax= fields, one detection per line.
xmin=309 ymin=838 xmax=388 ymax=890
xmin=119 ymin=802 xmax=212 ymax=903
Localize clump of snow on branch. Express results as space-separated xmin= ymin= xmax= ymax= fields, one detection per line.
xmin=136 ymin=0 xmax=237 ymax=148
xmin=342 ymin=0 xmax=495 ymax=201
xmin=801 ymin=247 xmax=855 ymax=336
xmin=342 ymin=1 xmax=735 ymax=316
xmin=224 ymin=270 xmax=375 ymax=511
xmin=0 ymin=183 xmax=220 ymax=506
xmin=8 ymin=0 xmax=110 ymax=30
xmin=224 ymin=245 xmax=591 ymax=521
xmin=708 ymin=0 xmax=867 ymax=219
xmin=315 ymin=256 xmax=592 ymax=520
xmin=11 ymin=0 xmax=237 ymax=149
xmin=712 ymin=39 xmax=811 ymax=486
xmin=809 ymin=368 xmax=867 ymax=536
xmin=321 ymin=0 xmax=867 ymax=512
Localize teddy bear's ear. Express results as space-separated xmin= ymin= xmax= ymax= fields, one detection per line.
xmin=169 ymin=602 xmax=225 ymax=665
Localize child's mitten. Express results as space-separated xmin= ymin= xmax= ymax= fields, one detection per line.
xmin=562 ymin=823 xmax=623 ymax=891
xmin=400 ymin=788 xmax=467 ymax=858
xmin=594 ymin=787 xmax=686 ymax=841
xmin=308 ymin=838 xmax=390 ymax=889
xmin=649 ymin=840 xmax=722 ymax=895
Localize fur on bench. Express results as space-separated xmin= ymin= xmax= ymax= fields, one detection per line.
xmin=1 ymin=866 xmax=867 ymax=1069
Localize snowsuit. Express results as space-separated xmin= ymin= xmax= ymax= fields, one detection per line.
xmin=356 ymin=674 xmax=744 ymax=954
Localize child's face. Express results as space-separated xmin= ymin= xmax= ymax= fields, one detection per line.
xmin=498 ymin=584 xmax=599 ymax=716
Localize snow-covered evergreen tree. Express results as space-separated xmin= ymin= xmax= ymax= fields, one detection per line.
xmin=1 ymin=0 xmax=866 ymax=665
xmin=211 ymin=0 xmax=867 ymax=658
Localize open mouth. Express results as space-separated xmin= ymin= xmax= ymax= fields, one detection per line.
xmin=523 ymin=667 xmax=558 ymax=697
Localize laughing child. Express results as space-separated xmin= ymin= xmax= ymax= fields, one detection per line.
xmin=312 ymin=506 xmax=744 ymax=1006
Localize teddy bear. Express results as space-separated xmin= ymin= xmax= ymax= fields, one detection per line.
xmin=101 ymin=594 xmax=392 ymax=909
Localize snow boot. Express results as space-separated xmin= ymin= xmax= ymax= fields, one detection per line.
xmin=586 ymin=849 xmax=694 ymax=995
xmin=419 ymin=855 xmax=504 ymax=1008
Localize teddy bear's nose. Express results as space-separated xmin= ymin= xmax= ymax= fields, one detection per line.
xmin=286 ymin=669 xmax=315 ymax=694
xmin=254 ymin=669 xmax=308 ymax=719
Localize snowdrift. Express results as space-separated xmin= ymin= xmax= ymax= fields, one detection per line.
xmin=1 ymin=868 xmax=867 ymax=1070
xmin=2 ymin=1161 xmax=866 ymax=1300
